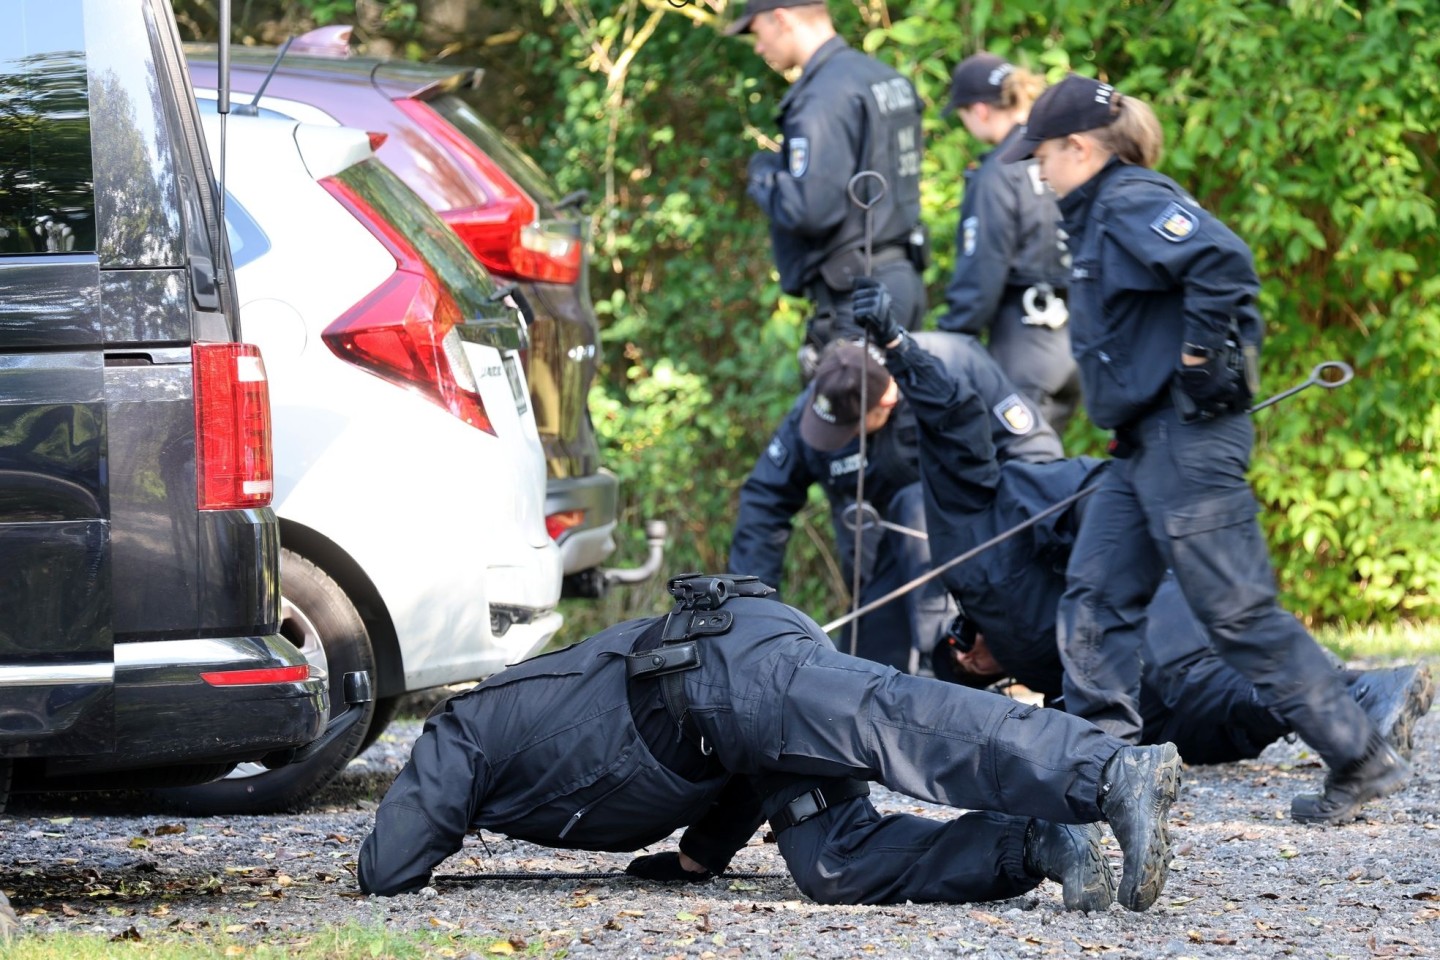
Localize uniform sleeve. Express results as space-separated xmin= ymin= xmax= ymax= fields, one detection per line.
xmin=677 ymin=776 xmax=767 ymax=875
xmin=727 ymin=406 xmax=817 ymax=593
xmin=1106 ymin=193 xmax=1263 ymax=354
xmin=882 ymin=335 xmax=999 ymax=515
xmin=358 ymin=702 xmax=490 ymax=896
xmin=754 ymin=92 xmax=863 ymax=238
xmin=939 ymin=163 xmax=1021 ymax=336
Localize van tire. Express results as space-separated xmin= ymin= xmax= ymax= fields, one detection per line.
xmin=0 ymin=760 xmax=11 ymax=815
xmin=357 ymin=695 xmax=404 ymax=756
xmin=157 ymin=550 xmax=377 ymax=814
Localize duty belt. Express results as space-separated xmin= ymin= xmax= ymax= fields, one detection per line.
xmin=770 ymin=779 xmax=872 ymax=833
xmin=805 ymin=246 xmax=910 ymax=312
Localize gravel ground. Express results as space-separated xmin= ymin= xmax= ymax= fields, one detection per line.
xmin=3 ymin=678 xmax=1438 ymax=958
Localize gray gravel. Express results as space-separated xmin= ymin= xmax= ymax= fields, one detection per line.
xmin=3 ymin=681 xmax=1439 ymax=958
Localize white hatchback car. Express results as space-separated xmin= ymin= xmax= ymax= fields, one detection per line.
xmin=164 ymin=112 xmax=563 ymax=813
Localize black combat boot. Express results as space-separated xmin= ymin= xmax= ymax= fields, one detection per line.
xmin=1290 ymin=733 xmax=1412 ymax=824
xmin=1348 ymin=665 xmax=1434 ymax=760
xmin=1023 ymin=820 xmax=1116 ymax=912
xmin=1097 ymin=743 xmax=1182 ymax=912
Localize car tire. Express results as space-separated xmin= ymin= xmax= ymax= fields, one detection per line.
xmin=356 ymin=694 xmax=404 ymax=757
xmin=0 ymin=759 xmax=11 ymax=815
xmin=157 ymin=549 xmax=377 ymax=814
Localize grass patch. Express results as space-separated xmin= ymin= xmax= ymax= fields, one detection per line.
xmin=1316 ymin=619 xmax=1440 ymax=663
xmin=2 ymin=922 xmax=538 ymax=959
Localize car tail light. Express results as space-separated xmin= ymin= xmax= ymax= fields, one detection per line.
xmin=201 ymin=664 xmax=312 ymax=686
xmin=318 ymin=176 xmax=495 ymax=436
xmin=194 ymin=342 xmax=274 ymax=510
xmin=393 ymin=98 xmax=582 ymax=285
xmin=546 ymin=509 xmax=586 ymax=542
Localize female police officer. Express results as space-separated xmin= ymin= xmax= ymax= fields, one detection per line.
xmin=939 ymin=54 xmax=1081 ymax=437
xmin=359 ymin=578 xmax=1183 ymax=912
xmin=997 ymin=74 xmax=1409 ymax=823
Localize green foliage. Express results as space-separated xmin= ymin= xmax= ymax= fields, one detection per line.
xmin=183 ymin=0 xmax=1440 ymax=631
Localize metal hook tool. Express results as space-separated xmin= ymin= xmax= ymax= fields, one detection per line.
xmin=840 ymin=501 xmax=928 ymax=541
xmin=1248 ymin=360 xmax=1354 ymax=413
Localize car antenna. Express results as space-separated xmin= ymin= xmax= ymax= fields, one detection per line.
xmin=236 ymin=35 xmax=297 ymax=118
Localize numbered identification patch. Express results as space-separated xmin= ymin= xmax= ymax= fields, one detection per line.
xmin=993 ymin=393 xmax=1035 ymax=435
xmin=1151 ymin=201 xmax=1198 ymax=242
xmin=788 ymin=137 xmax=809 ymax=178
xmin=962 ymin=216 xmax=978 ymax=257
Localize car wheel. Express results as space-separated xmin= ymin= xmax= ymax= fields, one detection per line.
xmin=356 ymin=694 xmax=404 ymax=757
xmin=0 ymin=759 xmax=11 ymax=815
xmin=157 ymin=549 xmax=377 ymax=814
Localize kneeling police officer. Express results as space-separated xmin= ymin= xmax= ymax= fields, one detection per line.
xmin=360 ymin=576 xmax=1182 ymax=912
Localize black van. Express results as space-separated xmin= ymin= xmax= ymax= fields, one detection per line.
xmin=0 ymin=0 xmax=329 ymax=808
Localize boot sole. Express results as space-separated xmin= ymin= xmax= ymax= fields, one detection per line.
xmin=1389 ymin=665 xmax=1435 ymax=760
xmin=1063 ymin=835 xmax=1118 ymax=912
xmin=1119 ymin=743 xmax=1182 ymax=912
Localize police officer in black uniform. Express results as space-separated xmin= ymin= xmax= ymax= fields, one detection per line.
xmin=999 ymin=74 xmax=1410 ymax=823
xmin=938 ymin=54 xmax=1081 ymax=437
xmin=851 ymin=287 xmax=1434 ymax=766
xmin=727 ymin=332 xmax=1058 ymax=672
xmin=359 ymin=574 xmax=1184 ymax=913
xmin=728 ymin=0 xmax=926 ymax=375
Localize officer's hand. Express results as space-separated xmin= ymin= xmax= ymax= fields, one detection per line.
xmin=852 ymin=278 xmax=902 ymax=345
xmin=746 ymin=151 xmax=781 ymax=202
xmin=625 ymin=852 xmax=714 ymax=883
xmin=1174 ymin=354 xmax=1241 ymax=418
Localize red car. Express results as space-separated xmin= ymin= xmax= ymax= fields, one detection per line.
xmin=186 ymin=28 xmax=662 ymax=596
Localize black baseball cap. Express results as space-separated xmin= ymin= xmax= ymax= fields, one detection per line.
xmin=943 ymin=53 xmax=1014 ymax=114
xmin=798 ymin=341 xmax=892 ymax=451
xmin=724 ymin=0 xmax=826 ymax=36
xmin=997 ymin=73 xmax=1122 ymax=162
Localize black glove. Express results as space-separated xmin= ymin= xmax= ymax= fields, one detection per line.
xmin=1173 ymin=352 xmax=1243 ymax=421
xmin=852 ymin=277 xmax=903 ymax=346
xmin=746 ymin=151 xmax=781 ymax=203
xmin=624 ymin=852 xmax=714 ymax=883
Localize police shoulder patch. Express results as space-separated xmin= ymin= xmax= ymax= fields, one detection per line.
xmin=788 ymin=137 xmax=810 ymax=179
xmin=993 ymin=393 xmax=1035 ymax=435
xmin=766 ymin=437 xmax=790 ymax=468
xmin=1150 ymin=201 xmax=1198 ymax=243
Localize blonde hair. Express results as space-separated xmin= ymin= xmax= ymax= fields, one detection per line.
xmin=1087 ymin=94 xmax=1164 ymax=169
xmin=996 ymin=66 xmax=1046 ymax=114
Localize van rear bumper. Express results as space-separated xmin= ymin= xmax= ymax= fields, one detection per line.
xmin=26 ymin=635 xmax=327 ymax=776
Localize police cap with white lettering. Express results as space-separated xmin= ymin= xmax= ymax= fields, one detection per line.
xmin=943 ymin=53 xmax=1014 ymax=114
xmin=997 ymin=73 xmax=1123 ymax=163
xmin=725 ymin=0 xmax=828 ymax=36
xmin=799 ymin=341 xmax=892 ymax=451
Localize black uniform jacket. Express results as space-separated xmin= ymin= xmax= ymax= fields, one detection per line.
xmin=748 ymin=37 xmax=923 ymax=295
xmin=728 ymin=332 xmax=1060 ymax=593
xmin=939 ymin=126 xmax=1068 ymax=336
xmin=1056 ymin=159 xmax=1264 ymax=429
xmin=884 ymin=335 xmax=1101 ymax=693
xmin=357 ymin=616 xmax=762 ymax=896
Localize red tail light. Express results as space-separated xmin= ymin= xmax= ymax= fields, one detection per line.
xmin=194 ymin=342 xmax=274 ymax=511
xmin=546 ymin=509 xmax=586 ymax=542
xmin=202 ymin=664 xmax=312 ymax=686
xmin=318 ymin=176 xmax=495 ymax=436
xmin=393 ymin=98 xmax=583 ymax=285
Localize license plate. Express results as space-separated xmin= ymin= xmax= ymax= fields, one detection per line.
xmin=503 ymin=354 xmax=528 ymax=415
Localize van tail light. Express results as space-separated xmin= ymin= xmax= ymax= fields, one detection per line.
xmin=201 ymin=664 xmax=312 ymax=686
xmin=546 ymin=509 xmax=586 ymax=542
xmin=318 ymin=176 xmax=495 ymax=436
xmin=392 ymin=98 xmax=582 ymax=285
xmin=194 ymin=342 xmax=274 ymax=511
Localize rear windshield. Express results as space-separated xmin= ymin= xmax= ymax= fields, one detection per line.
xmin=429 ymin=92 xmax=561 ymax=210
xmin=333 ymin=157 xmax=510 ymax=322
xmin=0 ymin=0 xmax=95 ymax=255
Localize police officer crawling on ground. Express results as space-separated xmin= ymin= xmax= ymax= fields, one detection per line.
xmin=844 ymin=283 xmax=1434 ymax=769
xmin=727 ymin=333 xmax=1057 ymax=673
xmin=359 ymin=575 xmax=1184 ymax=912
xmin=728 ymin=0 xmax=927 ymax=376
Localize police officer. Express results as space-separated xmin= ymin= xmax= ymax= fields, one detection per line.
xmin=852 ymin=289 xmax=1434 ymax=767
xmin=999 ymin=74 xmax=1410 ymax=823
xmin=359 ymin=574 xmax=1184 ymax=913
xmin=727 ymin=332 xmax=1059 ymax=672
xmin=938 ymin=54 xmax=1081 ymax=437
xmin=728 ymin=0 xmax=926 ymax=374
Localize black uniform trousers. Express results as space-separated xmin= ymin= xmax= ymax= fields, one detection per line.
xmin=681 ymin=600 xmax=1119 ymax=906
xmin=985 ymin=290 xmax=1082 ymax=438
xmin=1057 ymin=405 xmax=1374 ymax=768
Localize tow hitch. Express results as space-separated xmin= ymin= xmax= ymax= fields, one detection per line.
xmin=261 ymin=670 xmax=373 ymax=769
